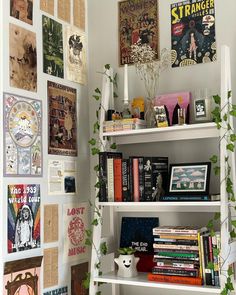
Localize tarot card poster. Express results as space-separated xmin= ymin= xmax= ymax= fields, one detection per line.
xmin=9 ymin=23 xmax=37 ymax=92
xmin=48 ymin=81 xmax=77 ymax=156
xmin=171 ymin=0 xmax=216 ymax=68
xmin=71 ymin=262 xmax=89 ymax=295
xmin=8 ymin=184 xmax=40 ymax=253
xmin=43 ymin=15 xmax=64 ymax=78
xmin=118 ymin=0 xmax=159 ymax=65
xmin=65 ymin=26 xmax=87 ymax=85
xmin=63 ymin=202 xmax=88 ymax=263
xmin=10 ymin=0 xmax=33 ymax=25
xmin=4 ymin=256 xmax=43 ymax=295
xmin=4 ymin=93 xmax=42 ymax=176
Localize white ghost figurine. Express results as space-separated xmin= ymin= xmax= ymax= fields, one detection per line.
xmin=114 ymin=254 xmax=140 ymax=278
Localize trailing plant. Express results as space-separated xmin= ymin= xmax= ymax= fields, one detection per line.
xmin=82 ymin=64 xmax=118 ymax=294
xmin=208 ymin=90 xmax=236 ymax=294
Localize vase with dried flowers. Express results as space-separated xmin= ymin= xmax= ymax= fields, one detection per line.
xmin=130 ymin=40 xmax=170 ymax=128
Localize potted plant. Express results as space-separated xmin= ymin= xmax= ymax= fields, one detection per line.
xmin=114 ymin=247 xmax=139 ymax=278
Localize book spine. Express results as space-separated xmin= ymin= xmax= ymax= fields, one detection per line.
xmin=154 ymin=251 xmax=198 ymax=258
xmin=153 ymin=244 xmax=199 ymax=251
xmin=129 ymin=157 xmax=133 ymax=201
xmin=107 ymin=158 xmax=114 ymax=202
xmin=159 ymin=195 xmax=211 ymax=202
xmin=153 ymin=229 xmax=198 ymax=235
xmin=152 ymin=267 xmax=198 ymax=277
xmin=208 ymin=236 xmax=215 ymax=286
xmin=154 ymin=234 xmax=198 ymax=241
xmin=122 ymin=159 xmax=130 ymax=201
xmin=156 ymin=261 xmax=197 ymax=269
xmin=212 ymin=234 xmax=220 ymax=287
xmin=143 ymin=157 xmax=152 ymax=201
xmin=114 ymin=159 xmax=122 ymax=202
xmin=133 ymin=158 xmax=140 ymax=202
xmin=98 ymin=152 xmax=107 ymax=202
xmin=198 ymin=232 xmax=203 ymax=279
xmin=147 ymin=273 xmax=202 ymax=285
xmin=203 ymin=235 xmax=212 ymax=285
xmin=138 ymin=157 xmax=145 ymax=201
xmin=151 ymin=157 xmax=168 ymax=201
xmin=153 ymin=238 xmax=198 ymax=246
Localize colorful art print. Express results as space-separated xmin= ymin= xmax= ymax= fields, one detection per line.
xmin=43 ymin=286 xmax=68 ymax=295
xmin=4 ymin=93 xmax=42 ymax=176
xmin=10 ymin=0 xmax=33 ymax=24
xmin=63 ymin=203 xmax=88 ymax=262
xmin=8 ymin=184 xmax=40 ymax=253
xmin=71 ymin=263 xmax=89 ymax=295
xmin=171 ymin=0 xmax=216 ymax=68
xmin=48 ymin=81 xmax=77 ymax=156
xmin=118 ymin=0 xmax=159 ymax=65
xmin=42 ymin=15 xmax=64 ymax=78
xmin=169 ymin=162 xmax=211 ymax=195
xmin=9 ymin=23 xmax=37 ymax=92
xmin=4 ymin=256 xmax=42 ymax=295
xmin=65 ymin=26 xmax=87 ymax=85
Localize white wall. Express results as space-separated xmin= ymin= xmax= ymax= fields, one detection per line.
xmin=87 ymin=0 xmax=236 ymax=294
xmin=0 ymin=0 xmax=90 ymax=294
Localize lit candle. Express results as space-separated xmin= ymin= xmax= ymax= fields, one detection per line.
xmin=124 ymin=64 xmax=129 ymax=104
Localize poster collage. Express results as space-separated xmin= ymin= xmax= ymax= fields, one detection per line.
xmin=5 ymin=1 xmax=88 ymax=295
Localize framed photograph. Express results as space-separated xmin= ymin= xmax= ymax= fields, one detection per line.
xmin=118 ymin=0 xmax=159 ymax=66
xmin=194 ymin=99 xmax=206 ymax=118
xmin=169 ymin=162 xmax=211 ymax=195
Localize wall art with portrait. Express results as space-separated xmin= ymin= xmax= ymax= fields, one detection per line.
xmin=10 ymin=0 xmax=33 ymax=25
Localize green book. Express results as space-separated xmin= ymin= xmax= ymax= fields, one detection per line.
xmin=157 ymin=252 xmax=198 ymax=258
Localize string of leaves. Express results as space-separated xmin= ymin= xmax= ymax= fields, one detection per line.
xmin=82 ymin=65 xmax=118 ymax=294
xmin=208 ymin=91 xmax=236 ymax=294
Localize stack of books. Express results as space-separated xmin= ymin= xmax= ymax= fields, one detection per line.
xmin=103 ymin=118 xmax=146 ymax=133
xmin=98 ymin=152 xmax=168 ymax=202
xmin=148 ymin=226 xmax=220 ymax=287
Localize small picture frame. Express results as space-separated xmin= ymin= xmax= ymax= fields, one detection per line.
xmin=194 ymin=99 xmax=206 ymax=118
xmin=168 ymin=162 xmax=211 ymax=195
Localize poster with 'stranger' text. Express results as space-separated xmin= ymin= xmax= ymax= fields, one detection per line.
xmin=63 ymin=202 xmax=88 ymax=262
xmin=8 ymin=184 xmax=40 ymax=253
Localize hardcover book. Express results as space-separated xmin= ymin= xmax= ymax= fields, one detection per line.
xmin=122 ymin=159 xmax=130 ymax=201
xmin=120 ymin=217 xmax=159 ymax=272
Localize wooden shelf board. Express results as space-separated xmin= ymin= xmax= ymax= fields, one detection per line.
xmin=103 ymin=122 xmax=219 ymax=145
xmin=99 ymin=202 xmax=221 ymax=212
xmin=93 ymin=272 xmax=220 ymax=293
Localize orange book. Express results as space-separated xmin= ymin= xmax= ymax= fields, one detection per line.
xmin=114 ymin=159 xmax=122 ymax=202
xmin=147 ymin=273 xmax=203 ymax=286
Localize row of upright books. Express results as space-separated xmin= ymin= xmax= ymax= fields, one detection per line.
xmin=98 ymin=152 xmax=168 ymax=202
xmin=148 ymin=226 xmax=220 ymax=287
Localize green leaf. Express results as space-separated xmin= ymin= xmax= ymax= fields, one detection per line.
xmin=223 ymin=114 xmax=227 ymax=121
xmin=85 ymin=238 xmax=92 ymax=246
xmin=214 ymin=166 xmax=220 ymax=176
xmin=230 ymin=134 xmax=236 ymax=142
xmin=89 ymin=138 xmax=97 ymax=146
xmin=92 ymin=219 xmax=99 ymax=226
xmin=100 ymin=242 xmax=108 ymax=255
xmin=96 ymin=110 xmax=99 ymax=119
xmin=94 ymin=164 xmax=99 ymax=172
xmin=227 ymin=123 xmax=232 ymax=131
xmin=207 ymin=219 xmax=213 ymax=229
xmin=231 ymin=220 xmax=236 ymax=228
xmin=230 ymin=229 xmax=236 ymax=238
xmin=207 ymin=262 xmax=214 ymax=270
xmin=95 ymin=88 xmax=101 ymax=94
xmin=114 ymin=92 xmax=118 ymax=98
xmin=105 ymin=64 xmax=110 ymax=70
xmin=213 ymin=95 xmax=221 ymax=105
xmin=91 ymin=147 xmax=100 ymax=156
xmin=227 ymin=143 xmax=234 ymax=152
xmin=96 ymin=291 xmax=102 ymax=295
xmin=82 ymin=272 xmax=90 ymax=289
xmin=213 ymin=248 xmax=220 ymax=257
xmin=210 ymin=155 xmax=218 ymax=164
xmin=228 ymin=90 xmax=232 ymax=99
xmin=220 ymin=288 xmax=227 ymax=295
xmin=94 ymin=181 xmax=101 ymax=189
xmin=85 ymin=229 xmax=92 ymax=237
xmin=93 ymin=121 xmax=100 ymax=134
xmin=228 ymin=266 xmax=234 ymax=276
xmin=214 ymin=212 xmax=221 ymax=220
xmin=110 ymin=143 xmax=117 ymax=150
xmin=210 ymin=229 xmax=216 ymax=237
xmin=229 ymin=110 xmax=236 ymax=117
xmin=93 ymin=95 xmax=100 ymax=101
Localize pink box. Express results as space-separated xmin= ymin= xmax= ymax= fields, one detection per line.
xmin=154 ymin=92 xmax=191 ymax=126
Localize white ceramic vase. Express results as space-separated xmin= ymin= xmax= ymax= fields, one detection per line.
xmin=114 ymin=254 xmax=139 ymax=278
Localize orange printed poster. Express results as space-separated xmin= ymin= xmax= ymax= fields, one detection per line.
xmin=58 ymin=0 xmax=71 ymax=23
xmin=40 ymin=0 xmax=54 ymax=15
xmin=73 ymin=0 xmax=85 ymax=31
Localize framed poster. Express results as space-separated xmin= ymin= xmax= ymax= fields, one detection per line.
xmin=63 ymin=202 xmax=88 ymax=263
xmin=9 ymin=23 xmax=37 ymax=92
xmin=10 ymin=0 xmax=33 ymax=25
xmin=48 ymin=81 xmax=77 ymax=156
xmin=171 ymin=0 xmax=216 ymax=67
xmin=65 ymin=26 xmax=87 ymax=85
xmin=8 ymin=184 xmax=41 ymax=253
xmin=71 ymin=262 xmax=89 ymax=295
xmin=4 ymin=93 xmax=42 ymax=176
xmin=118 ymin=0 xmax=159 ymax=65
xmin=4 ymin=256 xmax=43 ymax=295
xmin=42 ymin=15 xmax=64 ymax=78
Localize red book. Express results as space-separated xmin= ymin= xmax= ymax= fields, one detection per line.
xmin=114 ymin=159 xmax=122 ymax=202
xmin=147 ymin=273 xmax=203 ymax=286
xmin=133 ymin=158 xmax=140 ymax=202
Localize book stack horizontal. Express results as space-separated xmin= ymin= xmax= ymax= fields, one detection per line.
xmin=98 ymin=152 xmax=168 ymax=202
xmin=103 ymin=118 xmax=146 ymax=133
xmin=148 ymin=226 xmax=220 ymax=287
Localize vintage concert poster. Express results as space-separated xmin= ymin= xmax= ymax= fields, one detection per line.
xmin=8 ymin=184 xmax=41 ymax=253
xmin=118 ymin=0 xmax=159 ymax=65
xmin=4 ymin=93 xmax=42 ymax=176
xmin=48 ymin=81 xmax=77 ymax=156
xmin=4 ymin=256 xmax=43 ymax=295
xmin=65 ymin=26 xmax=87 ymax=85
xmin=10 ymin=0 xmax=33 ymax=25
xmin=42 ymin=15 xmax=64 ymax=78
xmin=9 ymin=23 xmax=37 ymax=92
xmin=63 ymin=202 xmax=88 ymax=263
xmin=171 ymin=0 xmax=216 ymax=68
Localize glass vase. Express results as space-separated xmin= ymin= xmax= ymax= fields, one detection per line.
xmin=144 ymin=98 xmax=156 ymax=128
